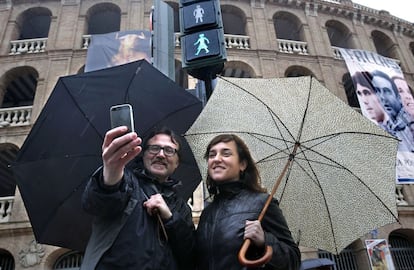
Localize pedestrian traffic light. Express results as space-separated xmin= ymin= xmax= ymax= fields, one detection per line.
xmin=179 ymin=0 xmax=227 ymax=77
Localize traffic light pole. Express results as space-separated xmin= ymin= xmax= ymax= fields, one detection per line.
xmin=205 ymin=77 xmax=213 ymax=101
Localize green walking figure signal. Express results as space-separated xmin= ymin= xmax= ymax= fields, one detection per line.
xmin=194 ymin=33 xmax=210 ymax=55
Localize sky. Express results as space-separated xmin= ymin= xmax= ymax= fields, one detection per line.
xmin=353 ymin=0 xmax=413 ymax=23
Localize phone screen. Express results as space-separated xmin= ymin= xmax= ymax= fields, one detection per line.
xmin=110 ymin=104 xmax=134 ymax=132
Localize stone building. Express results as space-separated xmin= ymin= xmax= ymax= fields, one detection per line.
xmin=0 ymin=0 xmax=413 ymax=269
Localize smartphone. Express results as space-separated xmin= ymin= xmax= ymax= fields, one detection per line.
xmin=110 ymin=104 xmax=135 ymax=133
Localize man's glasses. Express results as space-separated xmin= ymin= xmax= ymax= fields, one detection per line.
xmin=146 ymin=145 xmax=178 ymax=157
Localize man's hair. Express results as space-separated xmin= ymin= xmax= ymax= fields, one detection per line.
xmin=352 ymin=71 xmax=374 ymax=90
xmin=143 ymin=127 xmax=182 ymax=160
xmin=371 ymin=69 xmax=399 ymax=97
xmin=203 ymin=134 xmax=266 ymax=195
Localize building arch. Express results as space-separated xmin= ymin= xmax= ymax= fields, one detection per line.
xmin=273 ymin=11 xmax=303 ymax=41
xmin=221 ymin=61 xmax=255 ymax=78
xmin=389 ymin=229 xmax=414 ymax=269
xmin=284 ymin=65 xmax=313 ymax=77
xmin=16 ymin=7 xmax=52 ymax=40
xmin=325 ymin=20 xmax=354 ymax=49
xmin=221 ymin=5 xmax=246 ymax=35
xmin=0 ymin=66 xmax=38 ymax=108
xmin=52 ymin=250 xmax=83 ymax=269
xmin=86 ymin=3 xmax=121 ymax=35
xmin=0 ymin=143 xmax=18 ymax=197
xmin=371 ymin=30 xmax=397 ymax=59
xmin=0 ymin=249 xmax=14 ymax=270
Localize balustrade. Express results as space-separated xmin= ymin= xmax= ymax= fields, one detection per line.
xmin=277 ymin=39 xmax=309 ymax=55
xmin=9 ymin=38 xmax=47 ymax=55
xmin=0 ymin=106 xmax=32 ymax=127
xmin=0 ymin=196 xmax=14 ymax=223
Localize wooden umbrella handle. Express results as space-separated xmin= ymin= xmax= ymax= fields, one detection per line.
xmin=238 ymin=238 xmax=273 ymax=267
xmin=238 ymin=143 xmax=299 ymax=267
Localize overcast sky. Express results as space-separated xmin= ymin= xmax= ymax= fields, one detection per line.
xmin=353 ymin=0 xmax=413 ymax=23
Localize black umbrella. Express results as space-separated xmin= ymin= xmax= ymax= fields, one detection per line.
xmin=11 ymin=60 xmax=203 ymax=252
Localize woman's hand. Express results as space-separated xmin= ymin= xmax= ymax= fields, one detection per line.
xmin=244 ymin=220 xmax=265 ymax=247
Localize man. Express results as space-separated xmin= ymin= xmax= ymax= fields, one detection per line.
xmin=352 ymin=71 xmax=388 ymax=125
xmin=371 ymin=70 xmax=414 ymax=151
xmin=80 ymin=126 xmax=195 ymax=270
xmin=371 ymin=69 xmax=405 ymax=131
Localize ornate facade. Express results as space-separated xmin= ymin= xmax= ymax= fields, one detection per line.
xmin=0 ymin=0 xmax=413 ymax=269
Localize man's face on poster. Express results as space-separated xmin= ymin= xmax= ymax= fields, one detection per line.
xmin=356 ymin=83 xmax=387 ymax=123
xmin=372 ymin=75 xmax=402 ymax=119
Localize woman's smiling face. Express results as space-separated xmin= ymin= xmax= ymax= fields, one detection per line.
xmin=207 ymin=140 xmax=247 ymax=183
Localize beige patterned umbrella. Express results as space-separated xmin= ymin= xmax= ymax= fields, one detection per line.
xmin=185 ymin=76 xmax=399 ymax=257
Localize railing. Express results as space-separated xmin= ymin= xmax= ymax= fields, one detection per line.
xmin=9 ymin=38 xmax=47 ymax=55
xmin=277 ymin=39 xmax=309 ymax=55
xmin=319 ymin=248 xmax=358 ymax=270
xmin=0 ymin=196 xmax=14 ymax=223
xmin=396 ymin=184 xmax=409 ymax=206
xmin=82 ymin=34 xmax=91 ymax=49
xmin=0 ymin=106 xmax=32 ymax=127
xmin=225 ymin=34 xmax=250 ymax=49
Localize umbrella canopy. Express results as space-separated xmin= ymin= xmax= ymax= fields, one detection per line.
xmin=185 ymin=76 xmax=399 ymax=254
xmin=12 ymin=60 xmax=202 ymax=251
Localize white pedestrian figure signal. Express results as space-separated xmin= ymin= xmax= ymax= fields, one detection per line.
xmin=193 ymin=4 xmax=204 ymax=23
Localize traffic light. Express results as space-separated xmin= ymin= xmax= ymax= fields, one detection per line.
xmin=179 ymin=0 xmax=227 ymax=78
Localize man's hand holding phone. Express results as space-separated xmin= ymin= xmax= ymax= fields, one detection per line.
xmin=103 ymin=104 xmax=141 ymax=185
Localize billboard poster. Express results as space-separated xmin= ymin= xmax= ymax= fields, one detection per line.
xmin=340 ymin=48 xmax=414 ymax=184
xmin=85 ymin=30 xmax=151 ymax=72
xmin=365 ymin=239 xmax=395 ymax=270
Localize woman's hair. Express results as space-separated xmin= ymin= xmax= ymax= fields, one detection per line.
xmin=204 ymin=134 xmax=266 ymax=195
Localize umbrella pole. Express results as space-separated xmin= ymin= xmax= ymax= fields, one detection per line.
xmin=238 ymin=143 xmax=300 ymax=267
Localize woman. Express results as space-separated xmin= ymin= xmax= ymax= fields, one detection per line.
xmin=195 ymin=134 xmax=301 ymax=270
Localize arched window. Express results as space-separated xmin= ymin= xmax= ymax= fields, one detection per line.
xmin=318 ymin=246 xmax=358 ymax=270
xmin=389 ymin=233 xmax=414 ymax=269
xmin=0 ymin=144 xmax=18 ymax=197
xmin=53 ymin=251 xmax=84 ymax=269
xmin=273 ymin=12 xmax=302 ymax=41
xmin=221 ymin=6 xmax=246 ymax=35
xmin=285 ymin=66 xmax=313 ymax=77
xmin=0 ymin=67 xmax=38 ymax=108
xmin=372 ymin=30 xmax=397 ymax=59
xmin=326 ymin=20 xmax=353 ymax=49
xmin=18 ymin=7 xmax=52 ymax=39
xmin=0 ymin=249 xmax=15 ymax=270
xmin=86 ymin=3 xmax=121 ymax=35
xmin=222 ymin=61 xmax=254 ymax=78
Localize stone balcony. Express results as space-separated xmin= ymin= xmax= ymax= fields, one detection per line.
xmin=9 ymin=38 xmax=47 ymax=55
xmin=0 ymin=196 xmax=14 ymax=223
xmin=0 ymin=106 xmax=32 ymax=128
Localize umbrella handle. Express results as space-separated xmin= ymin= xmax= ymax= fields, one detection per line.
xmin=238 ymin=238 xmax=273 ymax=267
